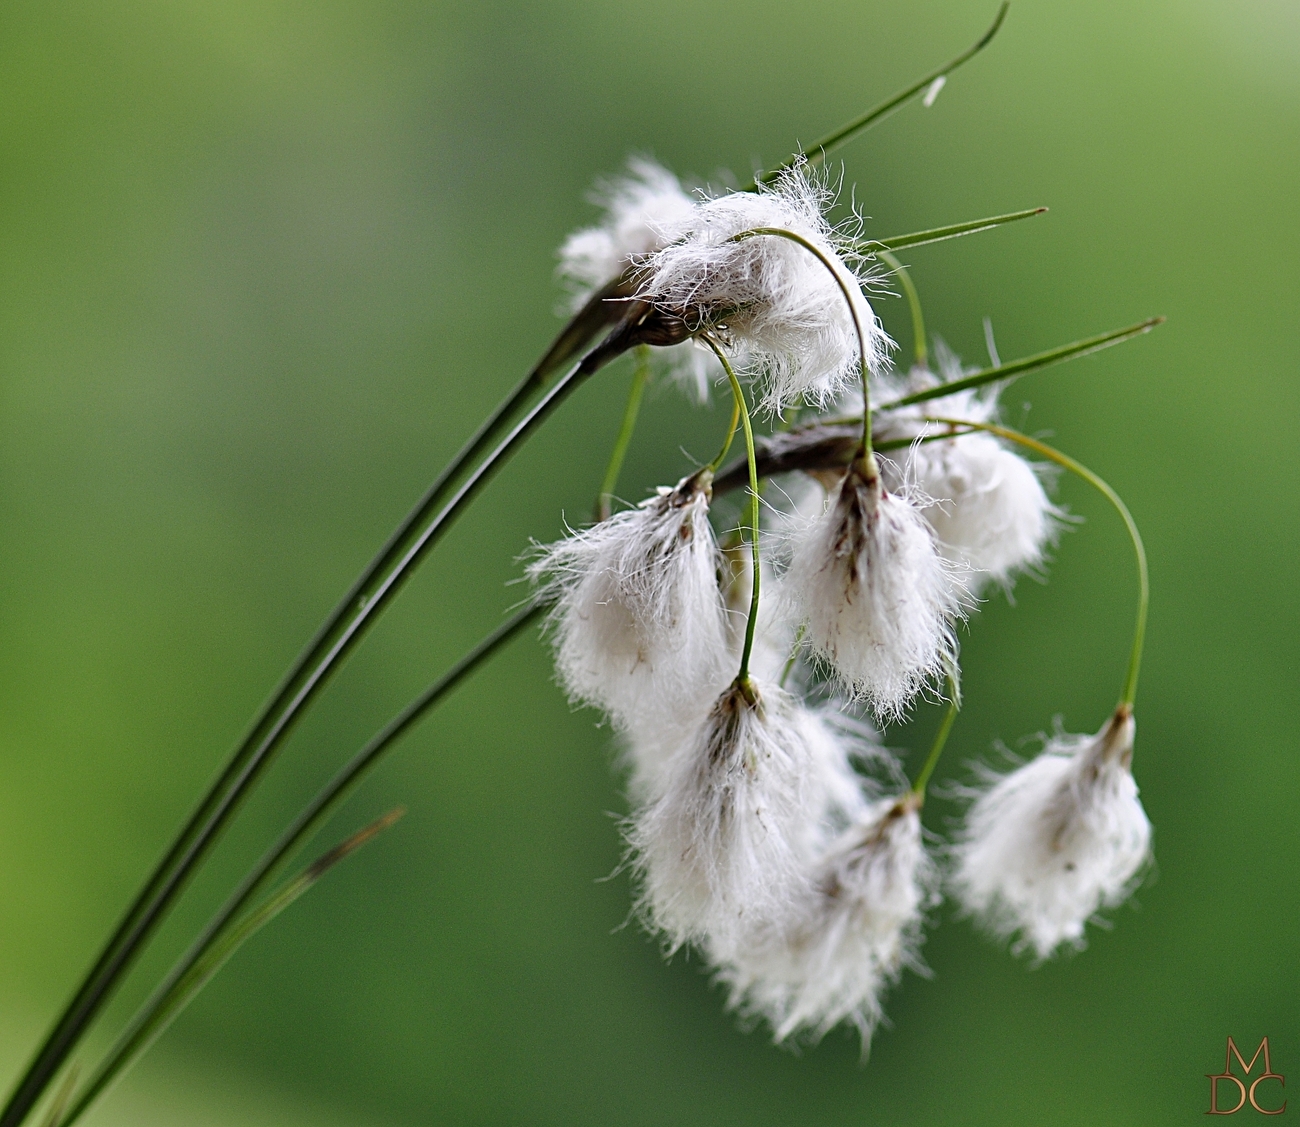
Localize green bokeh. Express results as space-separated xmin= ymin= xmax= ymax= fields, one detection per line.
xmin=1 ymin=2 xmax=1296 ymax=1124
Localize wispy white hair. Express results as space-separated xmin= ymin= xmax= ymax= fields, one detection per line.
xmin=951 ymin=709 xmax=1152 ymax=960
xmin=558 ymin=156 xmax=699 ymax=305
xmin=526 ymin=470 xmax=730 ymax=735
xmin=783 ymin=460 xmax=968 ymax=721
xmin=716 ymin=792 xmax=937 ymax=1050
xmin=628 ymin=678 xmax=850 ymax=954
xmin=638 ymin=165 xmax=890 ymax=414
xmin=557 ymin=157 xmax=718 ymax=401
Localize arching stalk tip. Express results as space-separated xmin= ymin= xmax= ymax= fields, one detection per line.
xmin=980 ymin=2 xmax=1011 ymax=49
xmin=748 ymin=1 xmax=1012 ymax=189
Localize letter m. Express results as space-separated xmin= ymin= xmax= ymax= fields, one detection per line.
xmin=1227 ymin=1036 xmax=1274 ymax=1079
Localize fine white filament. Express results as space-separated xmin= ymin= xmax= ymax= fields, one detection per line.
xmin=784 ymin=460 xmax=966 ymax=720
xmin=952 ymin=709 xmax=1152 ymax=960
xmin=639 ymin=166 xmax=889 ymax=413
xmin=717 ymin=793 xmax=936 ymax=1049
xmin=527 ymin=470 xmax=730 ymax=735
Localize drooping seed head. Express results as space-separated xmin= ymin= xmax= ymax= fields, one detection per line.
xmin=783 ymin=457 xmax=968 ymax=721
xmin=952 ymin=707 xmax=1152 ymax=961
xmin=638 ymin=165 xmax=890 ymax=414
xmin=527 ymin=469 xmax=731 ymax=735
xmin=628 ymin=678 xmax=839 ymax=954
xmin=716 ymin=791 xmax=937 ymax=1050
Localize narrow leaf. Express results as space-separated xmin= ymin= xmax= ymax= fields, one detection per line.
xmin=57 ymin=810 xmax=405 ymax=1127
xmin=858 ymin=207 xmax=1046 ymax=254
xmin=751 ymin=2 xmax=1009 ymax=189
xmin=881 ymin=317 xmax=1166 ymax=409
xmin=35 ymin=1069 xmax=77 ymax=1127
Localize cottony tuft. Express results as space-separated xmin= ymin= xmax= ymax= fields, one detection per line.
xmin=639 ymin=165 xmax=890 ymax=413
xmin=952 ymin=708 xmax=1152 ymax=960
xmin=527 ymin=469 xmax=730 ymax=735
xmin=717 ymin=791 xmax=936 ymax=1049
xmin=783 ymin=455 xmax=967 ymax=720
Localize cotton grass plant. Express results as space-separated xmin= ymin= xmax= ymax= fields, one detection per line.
xmin=1 ymin=6 xmax=1168 ymax=1122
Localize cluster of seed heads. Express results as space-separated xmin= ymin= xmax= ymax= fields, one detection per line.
xmin=526 ymin=159 xmax=1154 ymax=1051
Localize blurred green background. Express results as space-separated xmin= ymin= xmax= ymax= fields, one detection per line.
xmin=1 ymin=1 xmax=1296 ymax=1124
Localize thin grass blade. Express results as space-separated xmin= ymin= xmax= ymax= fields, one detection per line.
xmin=90 ymin=600 xmax=543 ymax=1114
xmin=56 ymin=810 xmax=404 ymax=1127
xmin=33 ymin=1070 xmax=77 ymax=1127
xmin=750 ymin=2 xmax=1008 ymax=189
xmin=858 ymin=207 xmax=1046 ymax=254
xmin=881 ymin=317 xmax=1165 ymax=409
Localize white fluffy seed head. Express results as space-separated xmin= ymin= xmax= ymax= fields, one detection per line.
xmin=875 ymin=359 xmax=1060 ymax=591
xmin=638 ymin=165 xmax=890 ymax=414
xmin=558 ymin=156 xmax=699 ymax=306
xmin=556 ymin=157 xmax=717 ymax=401
xmin=901 ymin=431 xmax=1058 ymax=590
xmin=716 ymin=793 xmax=936 ymax=1048
xmin=783 ymin=459 xmax=967 ymax=721
xmin=526 ymin=470 xmax=730 ymax=734
xmin=628 ymin=678 xmax=837 ymax=953
xmin=952 ymin=708 xmax=1152 ymax=961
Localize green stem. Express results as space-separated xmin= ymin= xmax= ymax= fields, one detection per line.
xmin=749 ymin=2 xmax=1008 ymax=188
xmin=926 ymin=418 xmax=1148 ymax=709
xmin=0 ymin=294 xmax=638 ymax=1127
xmin=728 ymin=226 xmax=875 ymax=458
xmin=62 ymin=603 xmax=543 ymax=1127
xmin=707 ymin=383 xmax=743 ymax=475
xmin=858 ymin=207 xmax=1047 ymax=254
xmin=57 ymin=811 xmax=405 ymax=1127
xmin=876 ymin=248 xmax=926 ymax=369
xmin=911 ymin=669 xmax=961 ymax=798
xmin=596 ymin=345 xmax=651 ymax=520
xmin=703 ymin=338 xmax=761 ymax=689
xmin=880 ymin=318 xmax=1165 ymax=410
xmin=779 ymin=623 xmax=806 ymax=689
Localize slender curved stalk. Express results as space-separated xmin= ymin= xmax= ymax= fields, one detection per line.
xmin=0 ymin=302 xmax=637 ymax=1127
xmin=859 ymin=207 xmax=1046 ymax=254
xmin=881 ymin=317 xmax=1164 ymax=410
xmin=703 ymin=338 xmax=761 ymax=690
xmin=57 ymin=811 xmax=406 ymax=1127
xmin=779 ymin=623 xmax=806 ymax=689
xmin=926 ymin=418 xmax=1148 ymax=709
xmin=707 ymin=389 xmax=743 ymax=476
xmin=876 ymin=248 xmax=927 ymax=369
xmin=911 ymin=668 xmax=962 ymax=798
xmin=729 ymin=226 xmax=876 ymax=457
xmin=597 ymin=345 xmax=651 ymax=520
xmin=750 ymin=2 xmax=1009 ymax=188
